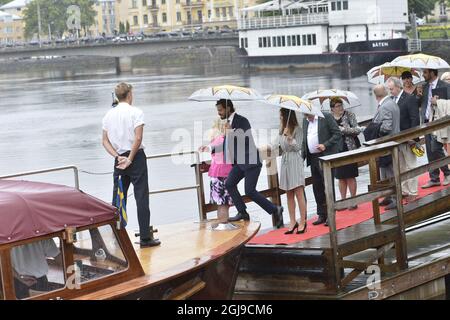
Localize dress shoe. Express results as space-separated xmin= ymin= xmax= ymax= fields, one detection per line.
xmin=385 ymin=202 xmax=397 ymax=210
xmin=421 ymin=181 xmax=441 ymax=189
xmin=444 ymin=175 xmax=450 ymax=186
xmin=284 ymin=222 xmax=298 ymax=235
xmin=139 ymin=238 xmax=161 ymax=248
xmin=378 ymin=198 xmax=392 ymax=206
xmin=228 ymin=211 xmax=250 ymax=222
xmin=273 ymin=206 xmax=284 ymax=229
xmin=324 ymin=219 xmax=329 ymax=227
xmin=312 ymin=216 xmax=327 ymax=225
xmin=297 ymin=222 xmax=307 ymax=234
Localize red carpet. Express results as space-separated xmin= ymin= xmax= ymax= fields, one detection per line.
xmin=248 ymin=173 xmax=448 ymax=245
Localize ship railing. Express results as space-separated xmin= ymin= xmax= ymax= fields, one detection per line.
xmin=318 ymin=115 xmax=450 ymax=290
xmin=238 ymin=13 xmax=329 ymax=30
xmin=0 ymin=165 xmax=80 ymax=190
xmin=408 ymin=38 xmax=422 ymax=53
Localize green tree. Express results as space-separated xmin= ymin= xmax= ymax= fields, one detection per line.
xmin=23 ymin=0 xmax=96 ymax=39
xmin=126 ymin=21 xmax=130 ymax=33
xmin=119 ymin=22 xmax=125 ymax=34
xmin=408 ymin=0 xmax=437 ymax=18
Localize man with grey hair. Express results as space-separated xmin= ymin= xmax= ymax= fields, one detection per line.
xmin=372 ymin=84 xmax=401 ymax=209
xmin=386 ymin=77 xmax=420 ymax=204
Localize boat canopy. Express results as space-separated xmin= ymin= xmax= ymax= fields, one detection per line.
xmin=0 ymin=180 xmax=117 ymax=244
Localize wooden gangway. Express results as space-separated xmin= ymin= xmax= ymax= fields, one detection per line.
xmin=228 ymin=115 xmax=450 ymax=299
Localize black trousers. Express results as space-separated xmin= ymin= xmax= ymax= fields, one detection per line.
xmin=225 ymin=164 xmax=277 ymax=215
xmin=14 ymin=276 xmax=48 ymax=299
xmin=310 ymin=154 xmax=335 ymax=219
xmin=424 ymin=133 xmax=450 ymax=182
xmin=113 ymin=149 xmax=151 ymax=239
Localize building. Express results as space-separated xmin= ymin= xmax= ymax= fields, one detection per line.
xmin=0 ymin=0 xmax=32 ymax=17
xmin=427 ymin=0 xmax=450 ymax=23
xmin=122 ymin=0 xmax=254 ymax=34
xmin=0 ymin=10 xmax=23 ymax=44
xmin=92 ymin=0 xmax=118 ymax=35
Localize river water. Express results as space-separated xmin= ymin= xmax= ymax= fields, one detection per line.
xmin=0 ymin=61 xmax=382 ymax=231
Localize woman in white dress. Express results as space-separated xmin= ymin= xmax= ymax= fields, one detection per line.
xmin=432 ymin=72 xmax=450 ymax=155
xmin=270 ymin=108 xmax=307 ymax=234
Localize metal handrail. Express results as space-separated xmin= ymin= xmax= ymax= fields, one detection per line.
xmin=0 ymin=165 xmax=80 ymax=190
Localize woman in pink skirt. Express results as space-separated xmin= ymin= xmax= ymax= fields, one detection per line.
xmin=199 ymin=119 xmax=234 ymax=222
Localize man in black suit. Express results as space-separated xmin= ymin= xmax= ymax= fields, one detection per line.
xmin=386 ymin=77 xmax=420 ymax=205
xmin=205 ymin=99 xmax=284 ymax=227
xmin=302 ymin=112 xmax=342 ymax=225
xmin=421 ymin=69 xmax=450 ymax=188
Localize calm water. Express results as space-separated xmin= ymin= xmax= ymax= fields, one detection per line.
xmin=0 ymin=62 xmax=381 ymax=231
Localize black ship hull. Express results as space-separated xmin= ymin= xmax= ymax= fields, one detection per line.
xmin=243 ymin=38 xmax=408 ymax=69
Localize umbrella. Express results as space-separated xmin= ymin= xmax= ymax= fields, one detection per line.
xmin=367 ymin=62 xmax=423 ymax=84
xmin=390 ymin=53 xmax=450 ymax=70
xmin=188 ymin=85 xmax=264 ymax=101
xmin=301 ymin=89 xmax=361 ymax=109
xmin=264 ymin=94 xmax=324 ymax=118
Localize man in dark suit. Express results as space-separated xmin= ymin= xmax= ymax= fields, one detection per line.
xmin=302 ymin=112 xmax=342 ymax=225
xmin=386 ymin=77 xmax=420 ymax=205
xmin=421 ymin=69 xmax=450 ymax=188
xmin=206 ymin=99 xmax=284 ymax=227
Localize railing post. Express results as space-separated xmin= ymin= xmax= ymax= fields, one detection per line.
xmin=266 ymin=159 xmax=282 ymax=228
xmin=323 ymin=161 xmax=341 ymax=291
xmin=194 ymin=152 xmax=207 ymax=221
xmin=369 ymin=158 xmax=381 ymax=225
xmin=391 ymin=146 xmax=408 ymax=269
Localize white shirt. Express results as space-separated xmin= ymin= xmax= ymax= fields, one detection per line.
xmin=394 ymin=90 xmax=403 ymax=104
xmin=102 ymin=102 xmax=145 ymax=155
xmin=11 ymin=239 xmax=60 ymax=278
xmin=307 ymin=116 xmax=320 ymax=154
xmin=426 ymin=78 xmax=439 ymax=120
xmin=227 ymin=112 xmax=236 ymax=127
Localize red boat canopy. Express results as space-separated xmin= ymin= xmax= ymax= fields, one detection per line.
xmin=0 ymin=180 xmax=117 ymax=244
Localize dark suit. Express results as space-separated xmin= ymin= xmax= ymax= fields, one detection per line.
xmin=421 ymin=80 xmax=450 ymax=181
xmin=219 ymin=113 xmax=276 ymax=215
xmin=302 ymin=112 xmax=342 ymax=219
xmin=396 ymin=91 xmax=420 ymax=132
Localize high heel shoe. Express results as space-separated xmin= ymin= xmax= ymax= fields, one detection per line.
xmin=284 ymin=222 xmax=299 ymax=235
xmin=297 ymin=222 xmax=307 ymax=234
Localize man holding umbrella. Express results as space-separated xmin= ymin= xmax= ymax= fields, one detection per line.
xmin=201 ymin=99 xmax=284 ymax=227
xmin=421 ymin=68 xmax=450 ymax=187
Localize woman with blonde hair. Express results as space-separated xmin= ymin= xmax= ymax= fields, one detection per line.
xmin=199 ymin=118 xmax=234 ymax=222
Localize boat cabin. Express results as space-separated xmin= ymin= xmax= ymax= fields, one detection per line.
xmin=0 ymin=180 xmax=144 ymax=300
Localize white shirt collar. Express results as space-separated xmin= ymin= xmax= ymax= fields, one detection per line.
xmin=430 ymin=78 xmax=439 ymax=89
xmin=227 ymin=112 xmax=236 ymax=124
xmin=306 ymin=115 xmax=318 ymax=123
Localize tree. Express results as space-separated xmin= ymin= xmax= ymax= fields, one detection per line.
xmin=126 ymin=21 xmax=130 ymax=33
xmin=119 ymin=22 xmax=125 ymax=34
xmin=408 ymin=0 xmax=437 ymax=18
xmin=23 ymin=0 xmax=96 ymax=39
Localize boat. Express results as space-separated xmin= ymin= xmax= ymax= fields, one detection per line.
xmin=0 ymin=165 xmax=259 ymax=300
xmin=238 ymin=0 xmax=410 ymax=69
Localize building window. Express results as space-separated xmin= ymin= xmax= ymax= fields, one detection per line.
xmin=198 ymin=10 xmax=202 ymax=22
xmin=337 ymin=1 xmax=342 ymax=10
xmin=215 ymin=8 xmax=220 ymax=18
xmin=272 ymin=36 xmax=276 ymax=47
xmin=343 ymin=1 xmax=348 ymax=10
xmin=245 ymin=38 xmax=248 ymax=48
xmin=292 ymin=35 xmax=296 ymax=46
xmin=258 ymin=37 xmax=262 ymax=48
xmin=142 ymin=0 xmax=147 ymax=6
xmin=282 ymin=36 xmax=286 ymax=46
xmin=241 ymin=38 xmax=244 ymax=48
xmin=302 ymin=34 xmax=307 ymax=45
xmin=133 ymin=15 xmax=138 ymax=25
xmin=297 ymin=35 xmax=301 ymax=45
xmin=312 ymin=34 xmax=317 ymax=45
xmin=162 ymin=12 xmax=167 ymax=23
xmin=267 ymin=37 xmax=271 ymax=47
xmin=287 ymin=36 xmax=291 ymax=46
xmin=229 ymin=7 xmax=233 ymax=17
xmin=331 ymin=1 xmax=336 ymax=11
xmin=161 ymin=0 xmax=166 ymax=4
xmin=263 ymin=37 xmax=267 ymax=47
xmin=307 ymin=34 xmax=312 ymax=45
xmin=208 ymin=10 xmax=211 ymax=18
xmin=177 ymin=12 xmax=181 ymax=22
xmin=132 ymin=0 xmax=138 ymax=9
xmin=277 ymin=36 xmax=281 ymax=47
xmin=153 ymin=14 xmax=158 ymax=26
xmin=222 ymin=8 xmax=227 ymax=17
xmin=143 ymin=14 xmax=148 ymax=24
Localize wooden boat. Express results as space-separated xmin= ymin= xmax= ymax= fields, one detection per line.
xmin=0 ymin=179 xmax=259 ymax=300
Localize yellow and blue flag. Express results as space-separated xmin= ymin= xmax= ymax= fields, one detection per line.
xmin=115 ymin=176 xmax=128 ymax=227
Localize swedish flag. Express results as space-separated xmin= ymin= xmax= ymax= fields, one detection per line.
xmin=115 ymin=175 xmax=128 ymax=227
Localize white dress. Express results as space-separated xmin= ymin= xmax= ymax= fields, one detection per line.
xmin=277 ymin=128 xmax=305 ymax=191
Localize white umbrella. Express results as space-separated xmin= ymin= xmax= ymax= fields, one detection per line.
xmin=188 ymin=85 xmax=264 ymax=101
xmin=390 ymin=53 xmax=450 ymax=70
xmin=264 ymin=94 xmax=324 ymax=118
xmin=301 ymin=89 xmax=361 ymax=109
xmin=367 ymin=62 xmax=423 ymax=85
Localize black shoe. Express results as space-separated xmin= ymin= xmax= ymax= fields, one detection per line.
xmin=284 ymin=222 xmax=298 ymax=235
xmin=228 ymin=211 xmax=250 ymax=222
xmin=324 ymin=219 xmax=329 ymax=227
xmin=385 ymin=202 xmax=397 ymax=210
xmin=139 ymin=238 xmax=161 ymax=248
xmin=379 ymin=198 xmax=392 ymax=206
xmin=297 ymin=222 xmax=307 ymax=234
xmin=312 ymin=216 xmax=327 ymax=225
xmin=274 ymin=206 xmax=284 ymax=229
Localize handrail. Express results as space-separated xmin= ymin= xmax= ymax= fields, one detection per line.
xmin=364 ymin=115 xmax=450 ymax=147
xmin=0 ymin=165 xmax=80 ymax=190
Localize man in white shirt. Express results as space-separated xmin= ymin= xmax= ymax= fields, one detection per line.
xmin=102 ymin=83 xmax=160 ymax=248
xmin=421 ymin=69 xmax=450 ymax=188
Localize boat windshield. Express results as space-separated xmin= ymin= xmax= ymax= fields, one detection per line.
xmin=73 ymin=224 xmax=128 ymax=284
xmin=10 ymin=237 xmax=65 ymax=300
